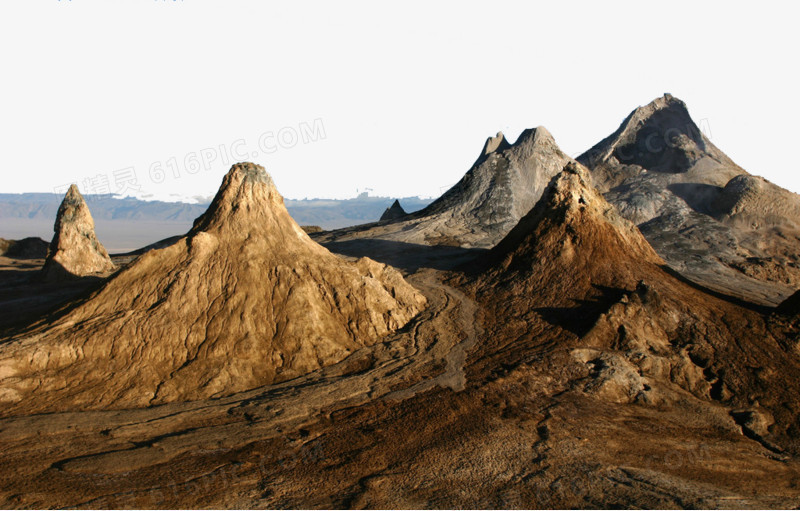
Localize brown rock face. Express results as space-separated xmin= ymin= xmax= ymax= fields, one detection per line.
xmin=478 ymin=161 xmax=663 ymax=298
xmin=0 ymin=163 xmax=426 ymax=413
xmin=41 ymin=184 xmax=115 ymax=279
xmin=467 ymin=161 xmax=800 ymax=454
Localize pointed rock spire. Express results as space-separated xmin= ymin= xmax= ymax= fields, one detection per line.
xmin=41 ymin=184 xmax=114 ymax=280
xmin=380 ymin=199 xmax=407 ymax=221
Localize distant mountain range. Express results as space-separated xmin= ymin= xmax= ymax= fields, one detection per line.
xmin=0 ymin=192 xmax=433 ymax=252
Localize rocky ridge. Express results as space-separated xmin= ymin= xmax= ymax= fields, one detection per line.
xmin=466 ymin=161 xmax=800 ymax=457
xmin=579 ymin=94 xmax=800 ymax=305
xmin=315 ymin=127 xmax=575 ymax=249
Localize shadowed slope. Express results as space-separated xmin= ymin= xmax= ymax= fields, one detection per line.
xmin=379 ymin=199 xmax=407 ymax=221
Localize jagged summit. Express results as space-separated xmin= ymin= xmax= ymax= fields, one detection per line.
xmin=380 ymin=199 xmax=407 ymax=221
xmin=414 ymin=126 xmax=565 ymax=218
xmin=314 ymin=125 xmax=574 ymax=249
xmin=406 ymin=126 xmax=573 ymax=246
xmin=479 ymin=131 xmax=510 ymax=159
xmin=0 ymin=163 xmax=426 ymax=413
xmin=41 ymin=184 xmax=114 ymax=280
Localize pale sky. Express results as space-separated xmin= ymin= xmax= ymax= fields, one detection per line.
xmin=1 ymin=0 xmax=798 ymax=201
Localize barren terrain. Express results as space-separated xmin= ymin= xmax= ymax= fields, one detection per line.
xmin=2 ymin=96 xmax=800 ymax=509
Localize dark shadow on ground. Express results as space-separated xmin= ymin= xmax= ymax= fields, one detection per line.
xmin=534 ymin=285 xmax=629 ymax=337
xmin=0 ymin=262 xmax=109 ymax=337
xmin=667 ymin=183 xmax=723 ymax=216
xmin=320 ymin=239 xmax=487 ymax=273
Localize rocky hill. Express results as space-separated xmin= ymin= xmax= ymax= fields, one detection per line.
xmin=316 ymin=127 xmax=574 ymax=249
xmin=0 ymin=237 xmax=47 ymax=259
xmin=455 ymin=162 xmax=800 ymax=503
xmin=579 ymin=94 xmax=800 ymax=305
xmin=0 ymin=163 xmax=426 ymax=413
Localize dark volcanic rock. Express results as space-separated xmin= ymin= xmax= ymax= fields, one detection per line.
xmin=380 ymin=200 xmax=407 ymax=221
xmin=579 ymin=94 xmax=800 ymax=305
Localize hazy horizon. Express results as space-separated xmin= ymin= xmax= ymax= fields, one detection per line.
xmin=2 ymin=1 xmax=798 ymax=201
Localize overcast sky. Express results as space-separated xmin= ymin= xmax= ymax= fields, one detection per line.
xmin=1 ymin=1 xmax=798 ymax=201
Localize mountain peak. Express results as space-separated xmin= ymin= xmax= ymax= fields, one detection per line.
xmin=487 ymin=161 xmax=662 ymax=280
xmin=578 ymin=94 xmax=717 ymax=175
xmin=1 ymin=163 xmax=427 ymax=412
xmin=515 ymin=125 xmax=555 ymax=148
xmin=233 ymin=161 xmax=275 ymax=185
xmin=380 ymin=199 xmax=407 ymax=221
xmin=631 ymin=93 xmax=691 ymax=121
xmin=65 ymin=183 xmax=81 ymax=201
xmin=41 ymin=183 xmax=114 ymax=280
xmin=190 ymin=162 xmax=288 ymax=236
xmin=481 ymin=132 xmax=510 ymax=157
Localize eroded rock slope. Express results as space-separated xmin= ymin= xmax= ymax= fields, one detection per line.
xmin=0 ymin=163 xmax=426 ymax=413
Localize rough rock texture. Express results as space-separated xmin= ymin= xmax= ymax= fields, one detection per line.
xmin=578 ymin=94 xmax=800 ymax=306
xmin=482 ymin=161 xmax=663 ymax=280
xmin=379 ymin=199 xmax=406 ymax=221
xmin=315 ymin=127 xmax=574 ymax=249
xmin=2 ymin=162 xmax=800 ymax=508
xmin=0 ymin=163 xmax=426 ymax=413
xmin=300 ymin=225 xmax=323 ymax=234
xmin=466 ymin=161 xmax=800 ymax=462
xmin=713 ymin=174 xmax=800 ymax=229
xmin=40 ymin=185 xmax=115 ymax=280
xmin=0 ymin=237 xmax=48 ymax=259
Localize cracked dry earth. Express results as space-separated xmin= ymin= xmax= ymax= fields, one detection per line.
xmin=3 ymin=172 xmax=800 ymax=508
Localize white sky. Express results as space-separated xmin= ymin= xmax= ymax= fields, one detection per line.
xmin=1 ymin=0 xmax=798 ymax=201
